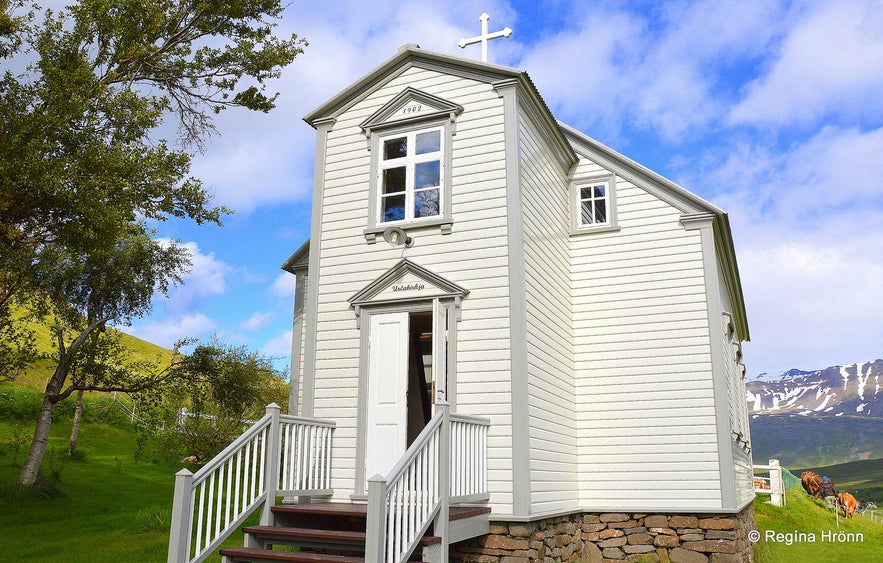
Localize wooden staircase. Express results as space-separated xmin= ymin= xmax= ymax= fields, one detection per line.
xmin=219 ymin=502 xmax=491 ymax=563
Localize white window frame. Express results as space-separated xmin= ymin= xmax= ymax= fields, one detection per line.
xmin=571 ymin=173 xmax=619 ymax=234
xmin=364 ymin=119 xmax=454 ymax=242
xmin=376 ymin=125 xmax=444 ymax=225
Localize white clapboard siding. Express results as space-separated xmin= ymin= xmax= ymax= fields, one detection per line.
xmin=309 ymin=66 xmax=518 ymax=511
xmin=714 ymin=261 xmax=755 ymax=506
xmin=569 ymin=151 xmax=722 ymax=510
xmin=517 ymin=106 xmax=579 ymax=514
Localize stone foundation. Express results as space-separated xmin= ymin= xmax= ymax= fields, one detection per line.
xmin=450 ymin=505 xmax=755 ymax=563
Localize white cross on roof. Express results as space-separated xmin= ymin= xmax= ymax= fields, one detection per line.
xmin=457 ymin=12 xmax=513 ymax=63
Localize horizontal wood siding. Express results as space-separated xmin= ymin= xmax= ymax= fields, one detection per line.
xmin=717 ymin=261 xmax=754 ymax=506
xmin=570 ymin=156 xmax=723 ymax=511
xmin=310 ymin=67 xmax=515 ymax=511
xmin=517 ymin=106 xmax=579 ymax=514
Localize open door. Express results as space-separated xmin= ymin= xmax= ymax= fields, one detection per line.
xmin=365 ymin=312 xmax=409 ymax=481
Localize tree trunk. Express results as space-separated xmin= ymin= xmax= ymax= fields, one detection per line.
xmin=18 ymin=394 xmax=58 ymax=486
xmin=69 ymin=389 xmax=84 ymax=456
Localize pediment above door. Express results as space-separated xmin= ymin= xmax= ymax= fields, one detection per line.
xmin=348 ymin=259 xmax=468 ymax=312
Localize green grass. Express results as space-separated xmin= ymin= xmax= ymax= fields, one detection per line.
xmin=754 ymin=485 xmax=883 ymax=562
xmin=0 ymin=385 xmax=250 ymax=562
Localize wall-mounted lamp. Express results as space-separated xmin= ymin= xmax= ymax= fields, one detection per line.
xmin=382 ymin=227 xmax=413 ymax=248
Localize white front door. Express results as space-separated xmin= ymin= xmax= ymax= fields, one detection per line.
xmin=365 ymin=312 xmax=409 ymax=481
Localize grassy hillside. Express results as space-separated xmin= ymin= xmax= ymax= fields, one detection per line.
xmin=795 ymin=458 xmax=883 ymax=504
xmin=750 ymin=414 xmax=883 ymax=468
xmin=754 ymin=482 xmax=883 ymax=562
xmin=10 ymin=310 xmax=174 ymax=391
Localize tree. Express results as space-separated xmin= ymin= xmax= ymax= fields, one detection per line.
xmin=17 ymin=230 xmax=190 ymax=485
xmin=136 ymin=338 xmax=288 ymax=462
xmin=1 ymin=0 xmax=305 ymax=485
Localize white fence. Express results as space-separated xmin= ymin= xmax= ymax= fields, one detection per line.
xmin=167 ymin=403 xmax=335 ymax=563
xmin=752 ymin=459 xmax=785 ymax=507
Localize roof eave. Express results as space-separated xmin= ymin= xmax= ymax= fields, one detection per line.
xmin=281 ymin=239 xmax=310 ymax=273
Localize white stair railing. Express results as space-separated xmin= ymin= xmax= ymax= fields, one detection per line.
xmin=450 ymin=413 xmax=490 ymax=502
xmin=167 ymin=403 xmax=335 ymax=563
xmin=365 ymin=402 xmax=490 ymax=563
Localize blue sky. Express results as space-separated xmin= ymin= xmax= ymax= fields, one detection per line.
xmin=123 ymin=0 xmax=883 ymax=378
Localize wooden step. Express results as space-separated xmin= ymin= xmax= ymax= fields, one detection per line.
xmin=271 ymin=501 xmax=490 ymax=521
xmin=271 ymin=502 xmax=368 ymax=519
xmin=218 ymin=547 xmax=366 ymax=562
xmin=242 ymin=525 xmax=441 ymax=546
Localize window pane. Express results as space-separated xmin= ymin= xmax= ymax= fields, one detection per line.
xmin=594 ymin=200 xmax=607 ymax=223
xmin=383 ymin=137 xmax=407 ymax=160
xmin=580 ymin=200 xmax=592 ymax=224
xmin=382 ymin=167 xmax=406 ymax=194
xmin=415 ymin=130 xmax=441 ymax=154
xmin=594 ymin=185 xmax=606 ymax=198
xmin=580 ymin=187 xmax=593 ymax=201
xmin=415 ymin=161 xmax=440 ymax=189
xmin=414 ymin=188 xmax=440 ymax=218
xmin=382 ymin=194 xmax=406 ymax=222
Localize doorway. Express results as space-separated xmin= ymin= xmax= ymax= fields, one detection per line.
xmin=364 ymin=310 xmax=439 ymax=482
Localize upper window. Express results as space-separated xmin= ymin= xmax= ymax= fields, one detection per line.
xmin=360 ymin=88 xmax=461 ymax=243
xmin=579 ymin=181 xmax=608 ymax=226
xmin=572 ymin=173 xmax=618 ymax=233
xmin=378 ymin=126 xmax=444 ymax=224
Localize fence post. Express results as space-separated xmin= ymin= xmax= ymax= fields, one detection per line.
xmin=435 ymin=401 xmax=451 ymax=562
xmin=168 ymin=468 xmax=194 ymax=563
xmin=365 ymin=474 xmax=388 ymax=563
xmin=261 ymin=403 xmax=282 ymax=527
xmin=769 ymin=459 xmax=783 ymax=507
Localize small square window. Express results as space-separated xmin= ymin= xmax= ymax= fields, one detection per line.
xmin=572 ymin=174 xmax=617 ymax=233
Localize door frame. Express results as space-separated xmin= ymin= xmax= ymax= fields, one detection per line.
xmin=352 ymin=298 xmax=459 ymax=498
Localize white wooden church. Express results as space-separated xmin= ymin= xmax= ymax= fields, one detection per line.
xmin=169 ymin=39 xmax=755 ymax=563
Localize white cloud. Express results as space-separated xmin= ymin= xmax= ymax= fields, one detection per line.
xmin=518 ymin=1 xmax=791 ymax=142
xmin=681 ymin=125 xmax=883 ymax=374
xmin=128 ymin=313 xmax=218 ymax=348
xmin=730 ymin=0 xmax=883 ymax=127
xmin=262 ymin=329 xmax=294 ymax=359
xmin=270 ymin=272 xmax=295 ymax=299
xmin=239 ymin=312 xmax=274 ymax=332
xmin=161 ymin=240 xmax=232 ymax=314
xmin=739 ymin=233 xmax=883 ymax=374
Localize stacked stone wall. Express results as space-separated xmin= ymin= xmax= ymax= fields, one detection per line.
xmin=449 ymin=505 xmax=755 ymax=563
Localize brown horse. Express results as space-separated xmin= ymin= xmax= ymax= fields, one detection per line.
xmin=801 ymin=471 xmax=823 ymax=498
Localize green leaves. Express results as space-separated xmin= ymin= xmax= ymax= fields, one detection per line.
xmin=1 ymin=0 xmax=303 ymax=483
xmin=1 ymin=0 xmax=303 ymax=320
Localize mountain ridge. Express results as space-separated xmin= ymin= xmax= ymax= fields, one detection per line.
xmin=746 ymin=358 xmax=883 ymax=468
xmin=746 ymin=359 xmax=883 ymax=418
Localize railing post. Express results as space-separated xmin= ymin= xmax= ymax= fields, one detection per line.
xmin=769 ymin=459 xmax=784 ymax=507
xmin=168 ymin=468 xmax=194 ymax=563
xmin=365 ymin=474 xmax=388 ymax=563
xmin=261 ymin=403 xmax=282 ymax=526
xmin=435 ymin=401 xmax=450 ymax=562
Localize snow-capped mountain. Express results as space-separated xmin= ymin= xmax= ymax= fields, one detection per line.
xmin=746 ymin=360 xmax=883 ymax=418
